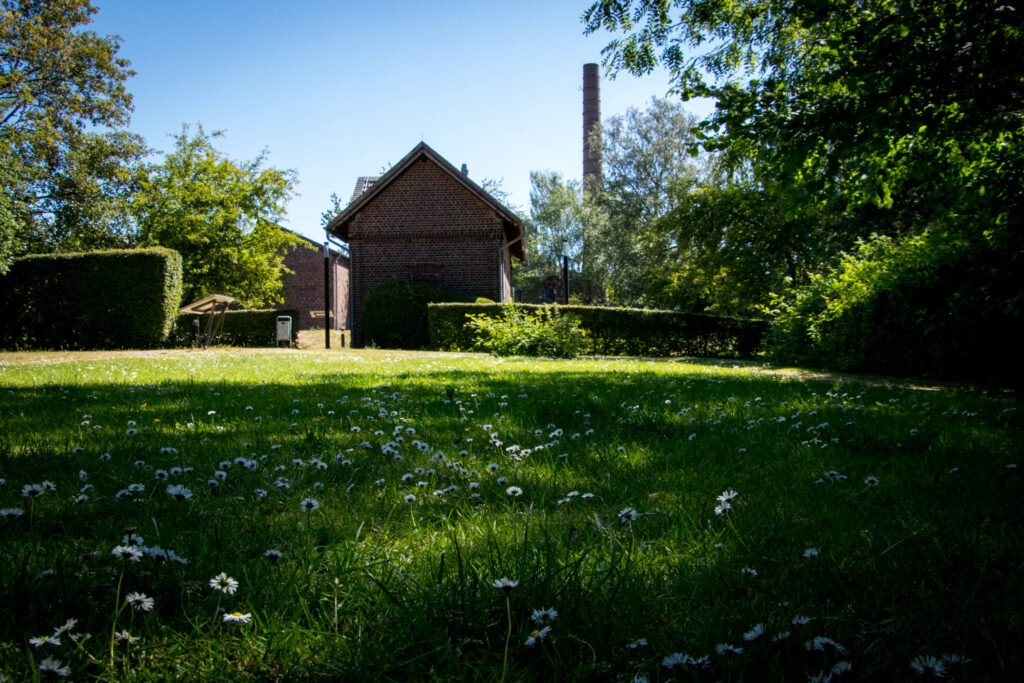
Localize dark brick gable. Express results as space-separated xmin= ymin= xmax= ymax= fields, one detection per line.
xmin=327 ymin=143 xmax=526 ymax=347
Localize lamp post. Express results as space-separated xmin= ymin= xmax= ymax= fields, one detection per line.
xmin=560 ymin=237 xmax=569 ymax=305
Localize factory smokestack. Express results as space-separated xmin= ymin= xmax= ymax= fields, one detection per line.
xmin=583 ymin=63 xmax=602 ymax=187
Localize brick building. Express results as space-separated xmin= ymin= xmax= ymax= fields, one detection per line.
xmin=272 ymin=228 xmax=349 ymax=331
xmin=326 ymin=142 xmax=526 ymax=347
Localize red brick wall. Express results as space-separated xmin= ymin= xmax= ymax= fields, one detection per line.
xmin=348 ymin=159 xmax=507 ymax=346
xmin=273 ymin=243 xmax=349 ymax=330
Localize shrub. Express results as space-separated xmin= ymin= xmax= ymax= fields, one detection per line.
xmin=168 ymin=309 xmax=299 ymax=347
xmin=468 ymin=304 xmax=588 ymax=358
xmin=363 ymin=278 xmax=474 ymax=349
xmin=429 ymin=303 xmax=766 ymax=358
xmin=0 ymin=248 xmax=182 ymax=350
xmin=764 ymin=230 xmax=1020 ymax=384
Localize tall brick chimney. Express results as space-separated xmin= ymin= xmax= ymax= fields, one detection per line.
xmin=583 ymin=63 xmax=602 ymax=187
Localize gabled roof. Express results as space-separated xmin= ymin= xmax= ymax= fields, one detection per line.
xmin=275 ymin=223 xmax=349 ymax=259
xmin=326 ymin=142 xmax=526 ymax=260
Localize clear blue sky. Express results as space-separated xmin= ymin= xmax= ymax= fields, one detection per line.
xmin=90 ymin=0 xmax=711 ymax=244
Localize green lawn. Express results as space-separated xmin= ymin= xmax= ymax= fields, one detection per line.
xmin=0 ymin=349 xmax=1020 ymax=680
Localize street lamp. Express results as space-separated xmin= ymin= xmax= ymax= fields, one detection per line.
xmin=560 ymin=237 xmax=569 ymax=305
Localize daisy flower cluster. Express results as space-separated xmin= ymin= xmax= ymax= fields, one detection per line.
xmin=0 ymin=354 xmax=1018 ymax=680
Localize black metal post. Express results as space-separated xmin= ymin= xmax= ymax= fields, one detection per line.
xmin=324 ymin=245 xmax=331 ymax=349
xmin=562 ymin=254 xmax=569 ymax=305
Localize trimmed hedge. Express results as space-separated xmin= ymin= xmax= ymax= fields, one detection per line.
xmin=363 ymin=278 xmax=475 ymax=349
xmin=169 ymin=309 xmax=300 ymax=347
xmin=0 ymin=248 xmax=182 ymax=350
xmin=429 ymin=303 xmax=766 ymax=359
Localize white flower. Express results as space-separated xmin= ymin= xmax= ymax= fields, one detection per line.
xmin=524 ymin=625 xmax=551 ymax=647
xmin=864 ymin=475 xmax=879 ymax=486
xmin=505 ymin=486 xmax=523 ymax=497
xmin=804 ymin=547 xmax=820 ymax=558
xmin=264 ymin=549 xmax=283 ymax=561
xmin=404 ymin=494 xmax=417 ymax=503
xmin=493 ymin=577 xmax=518 ymax=590
xmin=716 ymin=643 xmax=743 ymax=655
xmin=165 ymin=484 xmax=193 ymax=500
xmin=910 ymin=654 xmax=947 ymax=677
xmin=125 ymin=592 xmax=154 ymax=611
xmin=300 ymin=498 xmax=320 ymax=511
xmin=717 ymin=489 xmax=738 ymax=503
xmin=740 ymin=567 xmax=758 ymax=577
xmin=530 ymin=606 xmax=558 ymax=623
xmin=37 ymin=657 xmax=71 ymax=677
xmin=831 ymin=660 xmax=853 ymax=674
xmin=111 ymin=545 xmax=143 ymax=562
xmin=743 ymin=623 xmax=765 ymax=641
xmin=662 ymin=652 xmax=692 ymax=668
xmin=618 ymin=507 xmax=640 ymax=521
xmin=714 ymin=501 xmax=732 ymax=516
xmin=29 ymin=634 xmax=62 ymax=647
xmin=223 ymin=611 xmax=252 ymax=623
xmin=209 ymin=572 xmax=239 ymax=595
xmin=114 ymin=629 xmax=139 ymax=644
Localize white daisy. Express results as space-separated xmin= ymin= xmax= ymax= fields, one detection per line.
xmin=209 ymin=572 xmax=239 ymax=595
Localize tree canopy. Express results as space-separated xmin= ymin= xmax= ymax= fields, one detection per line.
xmin=583 ymin=0 xmax=1024 ymax=232
xmin=1 ymin=0 xmax=137 ymax=269
xmin=133 ymin=125 xmax=303 ymax=307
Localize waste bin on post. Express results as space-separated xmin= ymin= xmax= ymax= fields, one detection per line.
xmin=276 ymin=316 xmax=292 ymax=347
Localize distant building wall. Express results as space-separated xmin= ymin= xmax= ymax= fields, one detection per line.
xmin=347 ymin=159 xmax=506 ymax=345
xmin=274 ymin=241 xmax=349 ymax=330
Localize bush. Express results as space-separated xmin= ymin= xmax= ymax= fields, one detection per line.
xmin=468 ymin=305 xmax=588 ymax=358
xmin=0 ymin=248 xmax=182 ymax=350
xmin=429 ymin=303 xmax=766 ymax=358
xmin=168 ymin=309 xmax=299 ymax=347
xmin=764 ymin=231 xmax=1020 ymax=384
xmin=363 ymin=278 xmax=475 ymax=349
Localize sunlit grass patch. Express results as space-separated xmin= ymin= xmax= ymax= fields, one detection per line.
xmin=0 ymin=349 xmax=1020 ymax=679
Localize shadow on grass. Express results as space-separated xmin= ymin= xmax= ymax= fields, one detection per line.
xmin=1 ymin=356 xmax=1022 ymax=678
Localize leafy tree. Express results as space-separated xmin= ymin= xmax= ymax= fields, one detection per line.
xmin=648 ymin=183 xmax=839 ymax=316
xmin=133 ymin=125 xmax=303 ymax=307
xmin=584 ymin=0 xmax=1022 ymax=374
xmin=0 ymin=0 xmax=137 ymax=269
xmin=583 ymin=0 xmax=1024 ymax=232
xmin=590 ymin=97 xmax=709 ymax=305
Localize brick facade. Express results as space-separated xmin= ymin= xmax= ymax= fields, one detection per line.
xmin=272 ymin=234 xmax=349 ymax=330
xmin=327 ymin=143 xmax=525 ymax=347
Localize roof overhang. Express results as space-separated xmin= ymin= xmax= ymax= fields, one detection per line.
xmin=179 ymin=294 xmax=236 ymax=314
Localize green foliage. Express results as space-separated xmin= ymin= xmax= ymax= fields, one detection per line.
xmin=467 ymin=304 xmax=589 ymax=358
xmin=520 ymin=98 xmax=709 ymax=305
xmin=430 ymin=302 xmax=766 ymax=359
xmin=363 ymin=278 xmax=474 ymax=349
xmin=133 ymin=124 xmax=302 ymax=307
xmin=584 ymin=0 xmax=1024 ymax=232
xmin=647 ymin=184 xmax=845 ymax=317
xmin=4 ymin=353 xmax=1020 ymax=678
xmin=0 ymin=247 xmax=182 ymax=349
xmin=765 ymin=231 xmax=1020 ymax=384
xmin=1 ymin=0 xmax=138 ymax=266
xmin=168 ymin=309 xmax=299 ymax=347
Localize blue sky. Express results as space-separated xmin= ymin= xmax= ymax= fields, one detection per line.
xmin=90 ymin=0 xmax=711 ymax=244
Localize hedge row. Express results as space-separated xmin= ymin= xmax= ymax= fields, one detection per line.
xmin=429 ymin=303 xmax=766 ymax=359
xmin=363 ymin=278 xmax=475 ymax=349
xmin=0 ymin=248 xmax=182 ymax=350
xmin=169 ymin=309 xmax=300 ymax=347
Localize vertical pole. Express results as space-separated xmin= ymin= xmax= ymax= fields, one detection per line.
xmin=324 ymin=242 xmax=331 ymax=349
xmin=562 ymin=254 xmax=569 ymax=305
